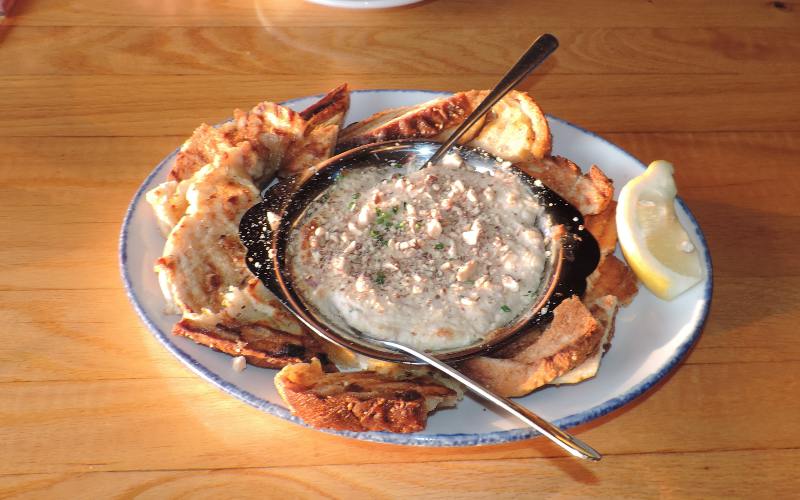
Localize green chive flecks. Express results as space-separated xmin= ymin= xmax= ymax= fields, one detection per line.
xmin=374 ymin=272 xmax=386 ymax=285
xmin=501 ymin=305 xmax=511 ymax=313
xmin=434 ymin=243 xmax=444 ymax=250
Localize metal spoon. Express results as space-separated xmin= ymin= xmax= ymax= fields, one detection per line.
xmin=426 ymin=33 xmax=559 ymax=166
xmin=392 ymin=34 xmax=600 ymax=460
xmin=375 ymin=338 xmax=601 ymax=461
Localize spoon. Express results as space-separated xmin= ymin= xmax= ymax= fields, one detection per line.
xmin=392 ymin=34 xmax=600 ymax=461
xmin=243 ymin=33 xmax=600 ymax=461
xmin=426 ymin=33 xmax=559 ymax=166
xmin=374 ymin=339 xmax=601 ymax=461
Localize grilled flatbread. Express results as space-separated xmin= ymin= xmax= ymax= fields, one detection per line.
xmin=281 ymin=83 xmax=350 ymax=177
xmin=468 ymin=90 xmax=552 ymax=161
xmin=584 ymin=200 xmax=618 ymax=256
xmin=147 ymin=85 xmax=350 ymax=235
xmin=551 ymin=294 xmax=619 ymax=385
xmin=336 ymin=90 xmax=552 ymax=162
xmin=517 ymin=156 xmax=613 ymax=216
xmin=459 ymin=296 xmax=605 ymax=397
xmin=337 ymin=90 xmax=486 ymax=151
xmin=147 ymin=85 xmax=641 ymax=431
xmin=148 ymin=86 xmax=351 ymax=369
xmin=275 ymin=358 xmax=458 ymax=433
xmin=584 ymin=254 xmax=639 ymax=307
xmin=156 ymin=142 xmax=262 ymax=314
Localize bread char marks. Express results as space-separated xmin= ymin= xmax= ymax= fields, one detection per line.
xmin=275 ymin=358 xmax=457 ymax=433
xmin=147 ymin=86 xmax=352 ymax=371
xmin=173 ymin=318 xmax=329 ymax=369
xmin=299 ymin=83 xmax=350 ymax=126
xmin=336 ymin=90 xmax=484 ymax=151
xmin=335 ymin=90 xmax=554 ymax=164
xmin=156 ymin=142 xmax=260 ymax=314
xmin=279 ymin=84 xmax=350 ymax=177
xmin=166 ymin=83 xmax=350 ymax=184
xmin=168 ymin=124 xmax=227 ymax=182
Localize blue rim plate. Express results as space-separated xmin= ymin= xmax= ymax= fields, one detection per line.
xmin=119 ymin=89 xmax=712 ymax=447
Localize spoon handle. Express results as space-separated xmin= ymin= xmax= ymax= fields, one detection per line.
xmin=380 ymin=339 xmax=601 ymax=461
xmin=426 ymin=33 xmax=559 ymax=166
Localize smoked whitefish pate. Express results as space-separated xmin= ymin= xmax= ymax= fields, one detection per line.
xmin=287 ymin=153 xmax=547 ymax=351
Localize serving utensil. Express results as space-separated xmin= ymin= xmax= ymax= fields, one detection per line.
xmin=377 ymin=338 xmax=601 ymax=461
xmin=240 ymin=35 xmax=602 ymax=460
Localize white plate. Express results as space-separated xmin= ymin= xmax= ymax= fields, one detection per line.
xmin=120 ymin=89 xmax=712 ymax=446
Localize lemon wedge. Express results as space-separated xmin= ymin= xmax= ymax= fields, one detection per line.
xmin=616 ymin=160 xmax=705 ymax=300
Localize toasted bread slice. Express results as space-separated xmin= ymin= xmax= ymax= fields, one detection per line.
xmin=299 ymin=83 xmax=350 ymax=127
xmin=145 ymin=178 xmax=190 ymax=236
xmin=467 ymin=90 xmax=552 ymax=161
xmin=336 ymin=90 xmax=553 ymax=162
xmin=584 ymin=254 xmax=639 ymax=307
xmin=459 ymin=296 xmax=604 ymax=397
xmin=584 ymin=200 xmax=618 ymax=256
xmin=168 ymin=124 xmax=229 ymax=182
xmin=148 ymin=86 xmax=351 ymax=234
xmin=173 ymin=318 xmax=328 ymax=369
xmin=336 ymin=90 xmax=486 ymax=151
xmin=155 ymin=143 xmax=262 ymax=314
xmin=168 ymin=105 xmax=302 ymax=184
xmin=148 ymin=89 xmax=352 ymax=369
xmin=172 ymin=278 xmax=330 ymax=369
xmin=275 ymin=359 xmax=458 ymax=433
xmin=550 ymin=295 xmax=619 ymax=385
xmin=281 ymin=84 xmax=350 ymax=177
xmin=517 ymin=156 xmax=613 ymax=216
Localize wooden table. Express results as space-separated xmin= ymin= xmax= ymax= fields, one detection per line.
xmin=2 ymin=1 xmax=798 ymax=497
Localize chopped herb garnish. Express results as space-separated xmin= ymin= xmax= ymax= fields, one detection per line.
xmin=500 ymin=305 xmax=512 ymax=313
xmin=375 ymin=208 xmax=393 ymax=227
xmin=374 ymin=272 xmax=386 ymax=285
xmin=396 ymin=221 xmax=406 ymax=230
xmin=320 ymin=193 xmax=330 ymax=202
xmin=415 ymin=220 xmax=423 ymax=230
xmin=347 ymin=200 xmax=356 ymax=211
xmin=352 ymin=193 xmax=360 ymax=199
xmin=434 ymin=242 xmax=445 ymax=250
xmin=370 ymin=230 xmax=387 ymax=246
xmin=392 ymin=206 xmax=399 ymax=214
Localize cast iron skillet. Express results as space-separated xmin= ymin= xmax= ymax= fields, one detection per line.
xmin=239 ymin=139 xmax=600 ymax=364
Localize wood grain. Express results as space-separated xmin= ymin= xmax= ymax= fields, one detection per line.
xmin=8 ymin=0 xmax=798 ymax=29
xmin=1 ymin=449 xmax=798 ymax=498
xmin=3 ymin=26 xmax=799 ymax=76
xmin=2 ymin=0 xmax=799 ymax=497
xmin=2 ymin=363 xmax=799 ymax=476
xmin=1 ymin=74 xmax=799 ymax=138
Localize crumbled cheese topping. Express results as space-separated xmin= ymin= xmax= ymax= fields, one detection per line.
xmin=289 ymin=153 xmax=547 ymax=350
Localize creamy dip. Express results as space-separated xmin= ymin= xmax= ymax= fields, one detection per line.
xmin=288 ymin=153 xmax=547 ymax=351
